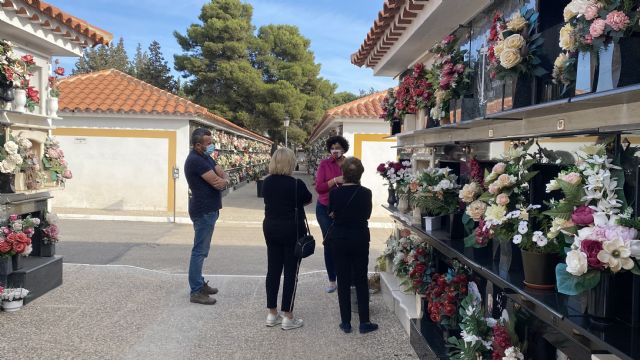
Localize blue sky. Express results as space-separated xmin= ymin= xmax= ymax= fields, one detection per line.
xmin=53 ymin=0 xmax=397 ymax=94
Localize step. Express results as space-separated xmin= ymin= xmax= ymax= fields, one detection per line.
xmin=380 ymin=271 xmax=419 ymax=334
xmin=8 ymin=255 xmax=63 ymax=304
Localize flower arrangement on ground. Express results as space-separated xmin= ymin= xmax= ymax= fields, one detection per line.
xmin=1 ymin=287 xmax=29 ymax=301
xmin=465 ymin=143 xmax=539 ymax=249
xmin=487 ymin=7 xmax=546 ymax=80
xmin=548 ymin=144 xmax=640 ymax=295
xmin=42 ymin=137 xmax=72 ymax=184
xmin=428 ymin=34 xmax=472 ymax=124
xmin=413 ymin=167 xmax=461 ymax=217
xmin=424 ymin=262 xmax=470 ymax=328
xmin=0 ymin=214 xmax=39 ymax=257
xmin=447 ymin=283 xmax=496 ymax=360
xmin=41 ymin=212 xmax=60 ymax=244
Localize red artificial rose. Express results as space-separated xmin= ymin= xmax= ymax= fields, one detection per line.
xmin=6 ymin=233 xmax=17 ymax=243
xmin=444 ymin=303 xmax=456 ymax=317
xmin=414 ymin=264 xmax=427 ymax=275
xmin=26 ymin=86 xmax=39 ymax=103
xmin=415 ymin=247 xmax=427 ymax=257
xmin=376 ymin=163 xmax=386 ymax=173
xmin=572 ymin=205 xmax=595 ymax=226
xmin=13 ymin=241 xmax=26 ymax=254
xmin=580 ymin=239 xmax=605 ymax=270
xmin=54 ymin=67 xmax=65 ymax=76
xmin=0 ymin=240 xmax=11 ymax=254
xmin=21 ymin=54 xmax=34 ymax=64
xmin=392 ymin=162 xmax=403 ymax=172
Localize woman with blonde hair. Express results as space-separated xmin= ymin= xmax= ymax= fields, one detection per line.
xmin=262 ymin=148 xmax=312 ymax=330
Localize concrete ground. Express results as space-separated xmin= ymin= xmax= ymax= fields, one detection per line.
xmin=0 ymin=173 xmax=416 ymax=360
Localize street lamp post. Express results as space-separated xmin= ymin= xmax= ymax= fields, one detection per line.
xmin=284 ymin=116 xmax=290 ymax=148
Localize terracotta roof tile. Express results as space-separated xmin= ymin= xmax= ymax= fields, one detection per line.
xmin=2 ymin=0 xmax=112 ymax=47
xmin=351 ymin=0 xmax=427 ymax=68
xmin=308 ymin=90 xmax=389 ymax=141
xmin=58 ymin=69 xmax=271 ymax=144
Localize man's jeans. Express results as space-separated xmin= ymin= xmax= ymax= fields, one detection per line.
xmin=189 ymin=210 xmax=219 ymax=294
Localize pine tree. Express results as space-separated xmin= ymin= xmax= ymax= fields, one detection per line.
xmin=138 ymin=41 xmax=177 ymax=93
xmin=131 ymin=43 xmax=149 ymax=77
xmin=72 ymin=37 xmax=131 ymax=75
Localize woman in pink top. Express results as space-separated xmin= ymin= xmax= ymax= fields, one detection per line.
xmin=315 ymin=135 xmax=348 ymax=293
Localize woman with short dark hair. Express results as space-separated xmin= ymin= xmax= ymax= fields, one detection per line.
xmin=314 ymin=135 xmax=349 ymax=293
xmin=327 ymin=157 xmax=378 ymax=334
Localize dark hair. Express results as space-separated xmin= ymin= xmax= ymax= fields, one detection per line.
xmin=326 ymin=135 xmax=349 ymax=153
xmin=191 ymin=128 xmax=211 ymax=146
xmin=341 ymin=157 xmax=364 ymax=184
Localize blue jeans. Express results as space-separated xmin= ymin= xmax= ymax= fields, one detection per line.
xmin=189 ymin=210 xmax=219 ymax=294
xmin=316 ymin=202 xmax=336 ymax=282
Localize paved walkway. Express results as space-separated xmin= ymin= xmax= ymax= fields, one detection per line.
xmin=0 ymin=173 xmax=416 ymax=359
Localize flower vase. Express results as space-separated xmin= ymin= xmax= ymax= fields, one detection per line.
xmin=0 ymin=82 xmax=14 ymax=109
xmin=390 ymin=119 xmax=402 ymax=135
xmin=1 ymin=299 xmax=23 ymax=312
xmin=387 ymin=187 xmax=397 ymax=208
xmin=403 ymin=113 xmax=416 ymax=132
xmin=596 ymin=44 xmax=619 ymax=93
xmin=575 ymin=51 xmax=597 ymax=95
xmin=412 ymin=206 xmax=422 ymax=226
xmin=11 ymin=254 xmax=22 ymax=271
xmin=422 ymin=216 xmax=442 ymax=232
xmin=397 ymin=195 xmax=409 ymax=213
xmin=47 ymin=97 xmax=59 ymax=117
xmin=511 ymin=74 xmax=534 ymax=109
xmin=416 ymin=108 xmax=426 ymax=130
xmin=11 ymin=88 xmax=26 ymax=113
xmin=588 ymin=272 xmax=615 ymax=326
xmin=14 ymin=172 xmax=26 ymax=192
xmin=0 ymin=256 xmax=11 ymax=275
xmin=521 ymin=250 xmax=557 ymax=290
xmin=39 ymin=243 xmax=55 ymax=257
xmin=617 ymin=33 xmax=640 ymax=88
xmin=0 ymin=173 xmax=16 ymax=194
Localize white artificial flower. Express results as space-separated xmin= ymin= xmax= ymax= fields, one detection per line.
xmin=3 ymin=141 xmax=18 ymax=155
xmin=566 ymin=250 xmax=588 ymax=276
xmin=597 ymin=239 xmax=635 ymax=272
xmin=8 ymin=153 xmax=22 ymax=165
xmin=533 ymin=231 xmax=548 ymax=247
xmin=503 ymin=346 xmax=525 ymax=360
xmin=512 ymin=234 xmax=523 ymax=244
xmin=545 ymin=179 xmax=560 ymax=193
xmin=12 ymin=222 xmax=22 ymax=231
xmin=518 ymin=221 xmax=528 ymax=235
xmin=0 ymin=159 xmax=16 ymax=174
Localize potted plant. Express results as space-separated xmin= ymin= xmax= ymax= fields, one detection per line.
xmin=414 ymin=167 xmax=460 ymax=232
xmin=42 ymin=136 xmax=72 ymax=187
xmin=47 ymin=61 xmax=64 ymax=117
xmin=2 ymin=213 xmax=38 ymax=271
xmin=1 ymin=287 xmax=29 ymax=311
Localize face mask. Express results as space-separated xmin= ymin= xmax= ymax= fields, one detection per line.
xmin=330 ymin=149 xmax=343 ymax=159
xmin=204 ymin=144 xmax=215 ymax=156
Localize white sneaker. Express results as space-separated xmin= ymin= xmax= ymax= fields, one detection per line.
xmin=266 ymin=313 xmax=283 ymax=327
xmin=281 ymin=316 xmax=304 ymax=330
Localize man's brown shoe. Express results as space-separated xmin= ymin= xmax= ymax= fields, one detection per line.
xmin=190 ymin=291 xmax=216 ymax=305
xmin=202 ymin=281 xmax=219 ymax=295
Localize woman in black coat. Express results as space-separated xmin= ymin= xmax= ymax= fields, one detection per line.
xmin=262 ymin=148 xmax=312 ymax=331
xmin=327 ymin=157 xmax=378 ymax=334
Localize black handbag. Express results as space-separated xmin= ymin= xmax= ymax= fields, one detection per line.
xmin=294 ymin=179 xmax=315 ymax=258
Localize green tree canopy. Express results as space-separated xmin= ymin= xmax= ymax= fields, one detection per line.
xmin=174 ymin=0 xmax=338 ymax=144
xmin=137 ymin=41 xmax=178 ymax=93
xmin=73 ymin=37 xmax=131 ymax=75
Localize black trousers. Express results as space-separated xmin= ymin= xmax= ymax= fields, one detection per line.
xmin=332 ymin=238 xmax=370 ymax=324
xmin=265 ymin=241 xmax=301 ymax=312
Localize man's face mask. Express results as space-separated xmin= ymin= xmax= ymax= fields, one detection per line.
xmin=204 ymin=144 xmax=215 ymax=156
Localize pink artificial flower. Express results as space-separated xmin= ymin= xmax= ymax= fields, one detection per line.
xmin=606 ymin=10 xmax=630 ymax=32
xmin=8 ymin=214 xmax=18 ymax=222
xmin=442 ymin=63 xmax=455 ymax=75
xmin=604 ymin=225 xmax=638 ymax=242
xmin=60 ymin=159 xmax=68 ymax=166
xmin=572 ymin=205 xmax=595 ymax=226
xmin=23 ymin=228 xmax=33 ymax=236
xmin=47 ymin=148 xmax=60 ymax=159
xmin=492 ymin=162 xmax=506 ymax=175
xmin=583 ymin=34 xmax=593 ymax=45
xmin=442 ymin=34 xmax=455 ymax=44
xmin=0 ymin=227 xmax=9 ymax=235
xmin=496 ymin=193 xmax=510 ymax=206
xmin=439 ymin=76 xmax=452 ymax=90
xmin=590 ymin=18 xmax=607 ymax=38
xmin=584 ymin=5 xmax=599 ymax=21
xmin=44 ymin=224 xmax=59 ymax=238
xmin=62 ymin=170 xmax=72 ymax=179
xmin=453 ymin=64 xmax=465 ymax=74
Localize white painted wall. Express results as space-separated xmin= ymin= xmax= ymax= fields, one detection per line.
xmin=51 ymin=114 xmax=192 ymax=213
xmin=342 ymin=120 xmax=396 ymax=217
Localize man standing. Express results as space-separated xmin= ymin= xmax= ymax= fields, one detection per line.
xmin=185 ymin=128 xmax=230 ymax=305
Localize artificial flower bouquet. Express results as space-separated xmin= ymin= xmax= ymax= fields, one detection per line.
xmin=1 ymin=287 xmax=29 ymax=301
xmin=406 ymin=240 xmax=434 ymax=295
xmin=42 ymin=136 xmax=72 ymax=184
xmin=376 ymin=160 xmax=412 ymax=188
xmin=413 ymin=167 xmax=461 ymax=218
xmin=41 ymin=212 xmax=60 ymax=244
xmin=384 ymin=229 xmax=424 ymax=279
xmin=464 ymin=143 xmax=539 ymax=249
xmin=48 ymin=60 xmax=65 ymax=98
xmin=0 ymin=214 xmax=39 ymax=257
xmin=424 ymin=262 xmax=470 ymax=329
xmin=0 ymin=134 xmax=31 ymax=175
xmin=487 ymin=7 xmax=546 ymax=80
xmin=428 ymin=34 xmax=473 ymax=124
xmin=447 ymin=283 xmax=495 ymax=360
xmin=380 ymin=88 xmax=398 ymax=122
xmin=548 ymin=144 xmax=640 ymax=295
